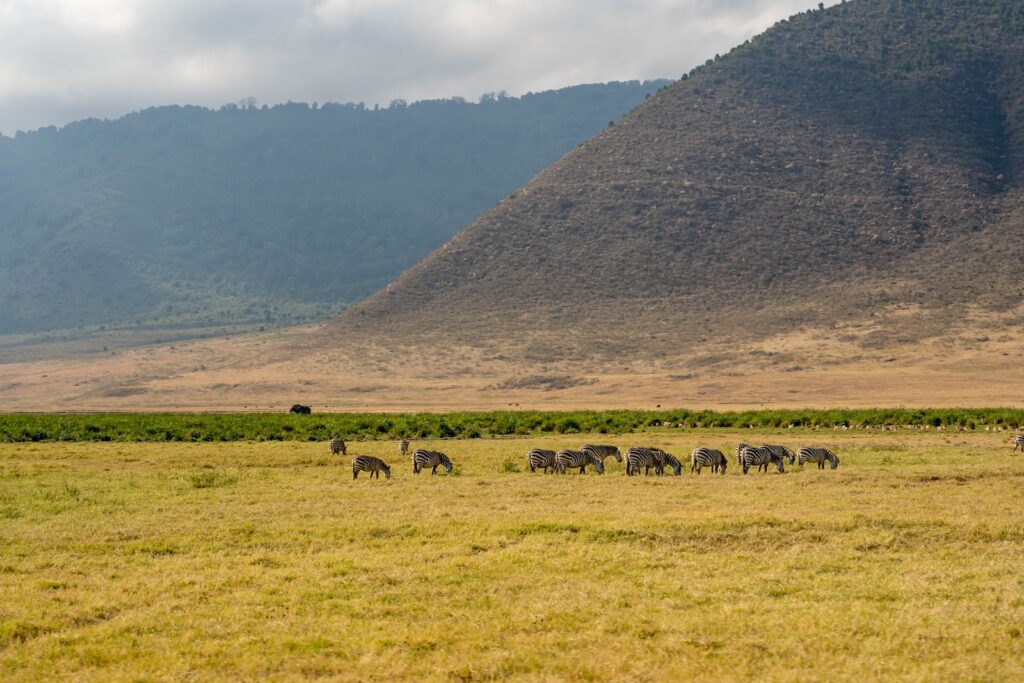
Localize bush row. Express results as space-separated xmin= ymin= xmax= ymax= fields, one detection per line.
xmin=1 ymin=408 xmax=1022 ymax=443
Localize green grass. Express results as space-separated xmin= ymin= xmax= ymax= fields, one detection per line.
xmin=2 ymin=407 xmax=1022 ymax=443
xmin=1 ymin=430 xmax=1023 ymax=680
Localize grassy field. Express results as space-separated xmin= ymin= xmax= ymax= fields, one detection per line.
xmin=2 ymin=431 xmax=1023 ymax=681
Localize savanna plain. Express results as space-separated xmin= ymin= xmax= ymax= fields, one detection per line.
xmin=2 ymin=430 xmax=1023 ymax=681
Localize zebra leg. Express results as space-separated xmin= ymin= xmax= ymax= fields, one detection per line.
xmin=353 ymin=470 xmax=359 ymax=480
xmin=432 ymin=465 xmax=438 ymax=474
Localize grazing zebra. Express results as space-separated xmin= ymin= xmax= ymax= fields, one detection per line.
xmin=625 ymin=447 xmax=664 ymax=476
xmin=797 ymin=447 xmax=840 ymax=470
xmin=352 ymin=455 xmax=391 ymax=480
xmin=399 ymin=439 xmax=411 ymax=458
xmin=1013 ymin=435 xmax=1024 ymax=452
xmin=739 ymin=446 xmax=784 ymax=475
xmin=658 ymin=451 xmax=683 ymax=476
xmin=763 ymin=444 xmax=796 ymax=466
xmin=581 ymin=445 xmax=623 ymax=464
xmin=556 ymin=449 xmax=605 ymax=475
xmin=526 ymin=449 xmax=561 ymax=473
xmin=328 ymin=438 xmax=347 ymax=456
xmin=690 ymin=447 xmax=727 ymax=475
xmin=412 ymin=449 xmax=453 ymax=474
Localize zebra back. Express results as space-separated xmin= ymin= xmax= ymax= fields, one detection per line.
xmin=556 ymin=449 xmax=604 ymax=474
xmin=581 ymin=445 xmax=622 ymax=463
xmin=352 ymin=455 xmax=391 ymax=479
xmin=329 ymin=438 xmax=347 ymax=455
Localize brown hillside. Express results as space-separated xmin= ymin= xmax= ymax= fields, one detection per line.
xmin=328 ymin=0 xmax=1024 ymax=361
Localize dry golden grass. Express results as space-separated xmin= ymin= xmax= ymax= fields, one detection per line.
xmin=1 ymin=302 xmax=1024 ymax=411
xmin=2 ymin=431 xmax=1023 ymax=681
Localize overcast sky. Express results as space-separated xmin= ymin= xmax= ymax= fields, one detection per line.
xmin=0 ymin=0 xmax=836 ymax=134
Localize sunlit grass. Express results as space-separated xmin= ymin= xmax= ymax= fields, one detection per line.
xmin=2 ymin=431 xmax=1023 ymax=680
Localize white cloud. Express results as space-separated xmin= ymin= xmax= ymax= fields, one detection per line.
xmin=0 ymin=0 xmax=836 ymax=134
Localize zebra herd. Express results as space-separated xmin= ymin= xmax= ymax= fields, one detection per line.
xmin=334 ymin=434 xmax=1024 ymax=481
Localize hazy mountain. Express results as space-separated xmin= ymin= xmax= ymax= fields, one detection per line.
xmin=0 ymin=81 xmax=668 ymax=334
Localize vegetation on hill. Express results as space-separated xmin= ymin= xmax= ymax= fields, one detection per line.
xmin=2 ymin=408 xmax=1021 ymax=442
xmin=0 ymin=81 xmax=667 ymax=334
xmin=336 ymin=0 xmax=1024 ymax=359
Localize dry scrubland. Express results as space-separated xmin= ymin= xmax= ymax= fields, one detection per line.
xmin=2 ymin=431 xmax=1023 ymax=681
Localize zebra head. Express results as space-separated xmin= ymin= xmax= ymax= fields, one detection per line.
xmin=829 ymin=454 xmax=840 ymax=470
xmin=783 ymin=447 xmax=796 ymax=464
xmin=441 ymin=454 xmax=454 ymax=473
xmin=718 ymin=459 xmax=728 ymax=475
xmin=611 ymin=447 xmax=623 ymax=463
xmin=592 ymin=456 xmax=605 ymax=475
xmin=381 ymin=463 xmax=392 ymax=479
xmin=667 ymin=455 xmax=682 ymax=476
xmin=772 ymin=454 xmax=785 ymax=473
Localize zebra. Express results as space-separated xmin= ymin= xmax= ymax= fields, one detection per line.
xmin=412 ymin=449 xmax=453 ymax=474
xmin=399 ymin=439 xmax=411 ymax=458
xmin=328 ymin=438 xmax=347 ymax=456
xmin=581 ymin=445 xmax=623 ymax=464
xmin=735 ymin=443 xmax=751 ymax=467
xmin=762 ymin=444 xmax=796 ymax=466
xmin=658 ymin=451 xmax=683 ymax=476
xmin=797 ymin=447 xmax=840 ymax=470
xmin=739 ymin=445 xmax=784 ymax=475
xmin=1013 ymin=435 xmax=1024 ymax=452
xmin=625 ymin=447 xmax=664 ymax=476
xmin=526 ymin=448 xmax=561 ymax=473
xmin=555 ymin=449 xmax=605 ymax=474
xmin=352 ymin=455 xmax=391 ymax=479
xmin=690 ymin=447 xmax=727 ymax=475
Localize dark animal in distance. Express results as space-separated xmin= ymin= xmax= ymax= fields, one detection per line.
xmin=1013 ymin=435 xmax=1024 ymax=452
xmin=289 ymin=404 xmax=311 ymax=414
xmin=399 ymin=439 xmax=411 ymax=458
xmin=352 ymin=455 xmax=391 ymax=479
xmin=329 ymin=438 xmax=347 ymax=456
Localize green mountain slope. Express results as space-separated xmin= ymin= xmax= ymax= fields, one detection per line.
xmin=0 ymin=81 xmax=668 ymax=334
xmin=335 ymin=0 xmax=1024 ymax=359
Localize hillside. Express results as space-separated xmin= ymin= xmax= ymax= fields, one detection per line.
xmin=332 ymin=0 xmax=1024 ymax=363
xmin=0 ymin=81 xmax=667 ymax=335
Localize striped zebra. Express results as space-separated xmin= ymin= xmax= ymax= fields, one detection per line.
xmin=735 ymin=443 xmax=751 ymax=467
xmin=625 ymin=447 xmax=664 ymax=476
xmin=328 ymin=438 xmax=347 ymax=456
xmin=658 ymin=451 xmax=683 ymax=476
xmin=763 ymin=444 xmax=796 ymax=466
xmin=556 ymin=449 xmax=605 ymax=475
xmin=797 ymin=447 xmax=840 ymax=470
xmin=581 ymin=445 xmax=623 ymax=464
xmin=690 ymin=447 xmax=727 ymax=475
xmin=412 ymin=449 xmax=453 ymax=474
xmin=526 ymin=448 xmax=561 ymax=473
xmin=739 ymin=445 xmax=784 ymax=475
xmin=399 ymin=439 xmax=411 ymax=458
xmin=352 ymin=455 xmax=391 ymax=480
xmin=1013 ymin=435 xmax=1024 ymax=452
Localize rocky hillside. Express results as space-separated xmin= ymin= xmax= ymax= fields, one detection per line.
xmin=334 ymin=0 xmax=1024 ymax=361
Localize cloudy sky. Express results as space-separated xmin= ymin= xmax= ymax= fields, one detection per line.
xmin=0 ymin=0 xmax=835 ymax=134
